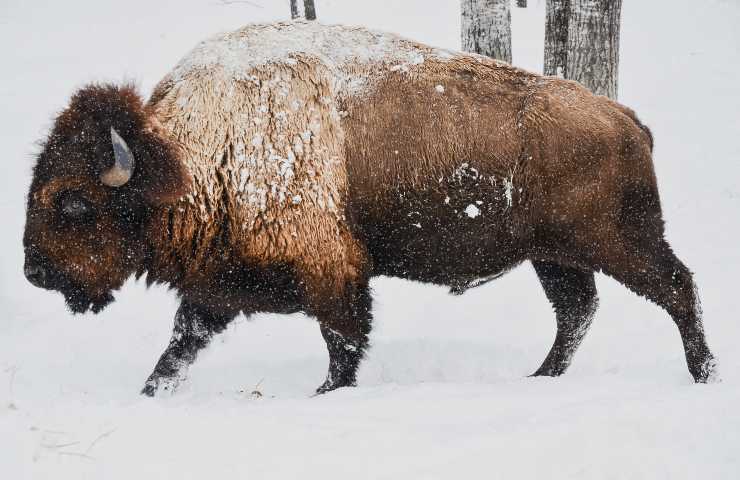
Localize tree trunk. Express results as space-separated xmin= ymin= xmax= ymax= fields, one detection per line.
xmin=543 ymin=0 xmax=622 ymax=99
xmin=566 ymin=0 xmax=621 ymax=99
xmin=544 ymin=0 xmax=570 ymax=78
xmin=290 ymin=0 xmax=316 ymax=20
xmin=290 ymin=0 xmax=302 ymax=19
xmin=461 ymin=0 xmax=512 ymax=64
xmin=304 ymin=0 xmax=317 ymax=20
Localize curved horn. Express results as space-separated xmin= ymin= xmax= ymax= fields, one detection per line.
xmin=101 ymin=127 xmax=136 ymax=187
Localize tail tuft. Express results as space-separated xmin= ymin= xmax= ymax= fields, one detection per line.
xmin=619 ymin=105 xmax=654 ymax=152
xmin=636 ymin=120 xmax=654 ymax=153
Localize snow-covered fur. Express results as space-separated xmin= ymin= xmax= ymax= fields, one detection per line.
xmin=23 ymin=21 xmax=717 ymax=394
xmin=143 ymin=22 xmax=477 ymax=298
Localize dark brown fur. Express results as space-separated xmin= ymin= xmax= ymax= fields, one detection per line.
xmin=24 ymin=85 xmax=190 ymax=312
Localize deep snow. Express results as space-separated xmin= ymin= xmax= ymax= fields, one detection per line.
xmin=1 ymin=0 xmax=739 ymax=478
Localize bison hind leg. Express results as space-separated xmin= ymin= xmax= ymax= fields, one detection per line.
xmin=531 ymin=261 xmax=599 ymax=377
xmin=597 ymin=183 xmax=718 ymax=382
xmin=602 ymin=237 xmax=718 ymax=383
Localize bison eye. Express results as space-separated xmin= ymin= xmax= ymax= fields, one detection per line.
xmin=57 ymin=192 xmax=93 ymax=220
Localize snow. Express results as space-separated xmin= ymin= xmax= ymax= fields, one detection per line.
xmin=168 ymin=19 xmax=457 ymax=97
xmin=2 ymin=0 xmax=740 ymax=479
xmin=503 ymin=175 xmax=515 ymax=208
xmin=464 ymin=204 xmax=481 ymax=218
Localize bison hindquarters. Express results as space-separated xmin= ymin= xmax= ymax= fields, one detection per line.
xmin=532 ymin=180 xmax=718 ymax=383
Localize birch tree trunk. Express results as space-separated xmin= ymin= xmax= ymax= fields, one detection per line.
xmin=566 ymin=0 xmax=621 ymax=99
xmin=290 ymin=0 xmax=316 ymax=20
xmin=543 ymin=0 xmax=622 ymax=99
xmin=544 ymin=0 xmax=569 ymax=78
xmin=461 ymin=0 xmax=512 ymax=63
xmin=304 ymin=0 xmax=317 ymax=20
xmin=290 ymin=0 xmax=302 ymax=19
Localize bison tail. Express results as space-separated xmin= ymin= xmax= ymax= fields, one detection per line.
xmin=635 ymin=118 xmax=654 ymax=153
xmin=619 ymin=105 xmax=654 ymax=153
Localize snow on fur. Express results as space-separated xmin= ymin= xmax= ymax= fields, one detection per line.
xmin=168 ymin=20 xmax=469 ymax=97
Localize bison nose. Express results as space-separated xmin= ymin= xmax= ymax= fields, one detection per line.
xmin=24 ymin=263 xmax=48 ymax=288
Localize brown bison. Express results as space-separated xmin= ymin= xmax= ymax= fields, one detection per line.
xmin=23 ymin=21 xmax=717 ymax=395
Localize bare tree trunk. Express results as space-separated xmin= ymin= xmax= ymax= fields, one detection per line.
xmin=566 ymin=0 xmax=621 ymax=99
xmin=461 ymin=0 xmax=512 ymax=63
xmin=544 ymin=0 xmax=569 ymax=77
xmin=290 ymin=0 xmax=316 ymax=20
xmin=290 ymin=0 xmax=302 ymax=19
xmin=544 ymin=0 xmax=622 ymax=99
xmin=304 ymin=0 xmax=317 ymax=20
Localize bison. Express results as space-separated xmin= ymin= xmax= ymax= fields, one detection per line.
xmin=23 ymin=21 xmax=717 ymax=395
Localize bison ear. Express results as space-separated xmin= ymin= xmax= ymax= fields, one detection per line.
xmin=131 ymin=118 xmax=192 ymax=206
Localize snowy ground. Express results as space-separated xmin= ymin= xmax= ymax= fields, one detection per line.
xmin=1 ymin=0 xmax=739 ymax=478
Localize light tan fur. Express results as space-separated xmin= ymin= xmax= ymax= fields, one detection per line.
xmin=149 ymin=55 xmax=359 ymax=295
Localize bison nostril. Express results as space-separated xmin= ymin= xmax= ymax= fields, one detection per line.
xmin=24 ymin=264 xmax=47 ymax=286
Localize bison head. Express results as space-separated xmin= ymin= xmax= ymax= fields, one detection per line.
xmin=23 ymin=84 xmax=190 ymax=313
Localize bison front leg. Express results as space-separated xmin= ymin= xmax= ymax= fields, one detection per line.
xmin=531 ymin=261 xmax=599 ymax=377
xmin=141 ymin=300 xmax=234 ymax=397
xmin=310 ymin=279 xmax=373 ymax=395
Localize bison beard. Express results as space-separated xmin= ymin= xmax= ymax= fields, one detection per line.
xmin=63 ymin=284 xmax=115 ymax=315
xmin=22 ymin=22 xmax=718 ymax=396
xmin=24 ymin=248 xmax=115 ymax=314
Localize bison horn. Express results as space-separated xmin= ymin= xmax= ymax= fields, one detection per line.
xmin=101 ymin=127 xmax=136 ymax=187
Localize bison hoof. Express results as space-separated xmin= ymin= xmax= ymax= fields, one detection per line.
xmin=141 ymin=376 xmax=181 ymax=397
xmin=529 ymin=366 xmax=566 ymax=378
xmin=694 ymin=357 xmax=720 ymax=384
xmin=314 ymin=378 xmax=355 ymax=396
